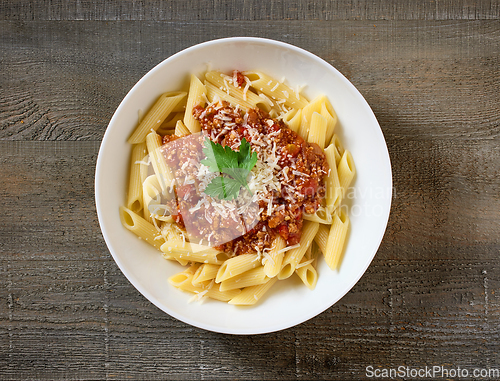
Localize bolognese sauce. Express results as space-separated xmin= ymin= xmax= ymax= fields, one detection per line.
xmin=160 ymin=99 xmax=328 ymax=256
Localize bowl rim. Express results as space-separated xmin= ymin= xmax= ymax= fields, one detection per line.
xmin=95 ymin=36 xmax=392 ymax=334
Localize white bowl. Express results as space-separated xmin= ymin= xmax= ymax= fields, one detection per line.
xmin=95 ymin=37 xmax=392 ymax=335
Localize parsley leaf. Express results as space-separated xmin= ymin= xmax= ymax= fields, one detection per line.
xmin=201 ymin=137 xmax=258 ymax=200
xmin=204 ymin=176 xmax=242 ymax=200
xmin=220 ymin=167 xmax=252 ymax=193
xmin=201 ymin=138 xmax=238 ymax=173
xmin=237 ymin=138 xmax=258 ymax=172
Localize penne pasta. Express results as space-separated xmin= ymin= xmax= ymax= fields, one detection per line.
xmin=244 ymin=71 xmax=309 ymax=109
xmin=181 ymin=262 xmax=202 ymax=275
xmin=278 ymin=221 xmax=320 ymax=280
xmin=338 ymin=150 xmax=356 ymax=198
xmin=156 ymin=113 xmax=184 ymax=136
xmin=205 ymin=71 xmax=269 ymax=110
xmin=169 ymin=272 xmax=241 ymax=302
xmin=228 ymin=277 xmax=278 ymax=305
xmin=216 ymin=254 xmax=260 ymax=283
xmin=127 ymin=142 xmax=147 ymax=213
xmin=303 ymin=206 xmax=333 ymax=224
xmin=192 ymin=264 xmax=221 ymax=285
xmin=295 ymin=257 xmax=318 ymax=290
xmin=321 ymin=99 xmax=338 ymax=144
xmin=161 ymin=241 xmax=230 ymax=265
xmin=263 ymin=235 xmax=286 ymax=278
xmin=219 ymin=266 xmax=269 ymax=292
xmin=281 ymin=108 xmax=301 ymax=133
xmin=184 ymin=74 xmax=207 ymax=134
xmin=119 ymin=206 xmax=164 ymax=250
xmin=142 ymin=174 xmax=161 ymax=223
xmin=323 ymin=209 xmax=350 ymax=270
xmin=205 ymin=81 xmax=254 ymax=110
xmin=146 ymin=131 xmax=174 ymax=193
xmin=162 ymin=254 xmax=189 ymax=267
xmin=139 ymin=153 xmax=150 ymax=186
xmin=156 ymin=112 xmax=184 ymax=136
xmin=158 ymin=223 xmax=189 ymax=265
xmin=183 ymin=74 xmax=207 ymax=133
xmin=324 ymin=144 xmax=342 ymax=213
xmin=204 ymin=283 xmax=242 ymax=302
xmin=307 ymin=112 xmax=327 ymax=148
xmin=297 ymin=95 xmax=325 ymax=140
xmin=313 ymin=223 xmax=330 ymax=256
xmin=128 ymin=91 xmax=187 ymax=144
xmin=330 ymin=134 xmax=345 ymax=162
xmin=174 ymin=119 xmax=191 ymax=137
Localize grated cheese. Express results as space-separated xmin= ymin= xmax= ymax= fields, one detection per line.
xmin=296 ymin=258 xmax=315 ymax=269
xmin=277 ymin=243 xmax=301 ymax=254
xmin=243 ymin=76 xmax=251 ymax=101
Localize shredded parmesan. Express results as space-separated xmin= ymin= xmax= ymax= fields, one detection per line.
xmin=296 ymin=258 xmax=315 ymax=269
xmin=134 ymin=156 xmax=151 ymax=166
xmin=277 ymin=243 xmax=301 ymax=254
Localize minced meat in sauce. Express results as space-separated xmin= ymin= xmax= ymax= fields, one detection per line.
xmin=161 ymin=100 xmax=328 ymax=256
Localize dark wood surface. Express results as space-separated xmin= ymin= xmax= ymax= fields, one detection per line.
xmin=1 ymin=1 xmax=499 ymax=379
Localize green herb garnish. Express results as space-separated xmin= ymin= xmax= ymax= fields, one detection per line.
xmin=201 ymin=137 xmax=258 ymax=200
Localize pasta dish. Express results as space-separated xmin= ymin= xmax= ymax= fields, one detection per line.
xmin=119 ymin=70 xmax=356 ymax=306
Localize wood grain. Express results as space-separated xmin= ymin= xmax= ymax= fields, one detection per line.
xmin=1 ymin=2 xmax=499 ymax=379
xmin=2 ymin=0 xmax=499 ymax=21
xmin=1 ymin=20 xmax=498 ymax=142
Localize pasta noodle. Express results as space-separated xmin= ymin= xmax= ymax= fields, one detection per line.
xmin=321 ymin=99 xmax=337 ymax=144
xmin=324 ymin=144 xmax=342 ymax=213
xmin=119 ymin=206 xmax=164 ymax=250
xmin=160 ymin=241 xmax=230 ymax=265
xmin=128 ymin=91 xmax=187 ymax=144
xmin=313 ymin=223 xmax=330 ymax=256
xmin=168 ymin=271 xmax=241 ymax=302
xmin=337 ymin=150 xmax=356 ymax=199
xmin=219 ymin=266 xmax=269 ymax=292
xmin=127 ymin=142 xmax=147 ymax=213
xmin=323 ymin=210 xmax=350 ymax=270
xmin=263 ymin=235 xmax=286 ymax=278
xmin=205 ymin=81 xmax=255 ymax=110
xmin=205 ymin=71 xmax=269 ymax=110
xmin=303 ymin=206 xmax=333 ymax=224
xmin=183 ymin=75 xmax=207 ymax=133
xmin=216 ymin=254 xmax=260 ymax=283
xmin=120 ymin=69 xmax=356 ymax=306
xmin=146 ymin=131 xmax=174 ymax=193
xmin=174 ymin=119 xmax=191 ymax=137
xmin=244 ymin=71 xmax=309 ymax=109
xmin=142 ymin=175 xmax=161 ymax=223
xmin=330 ymin=134 xmax=344 ymax=164
xmin=281 ymin=108 xmax=301 ymax=133
xmin=307 ymin=112 xmax=327 ymax=149
xmin=298 ymin=95 xmax=325 ymax=139
xmin=192 ymin=264 xmax=220 ymax=285
xmin=278 ymin=221 xmax=319 ymax=280
xmin=295 ymin=259 xmax=318 ymax=290
xmin=228 ymin=278 xmax=278 ymax=305
xmin=156 ymin=112 xmax=184 ymax=135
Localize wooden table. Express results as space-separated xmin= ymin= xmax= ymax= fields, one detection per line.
xmin=1 ymin=1 xmax=499 ymax=379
